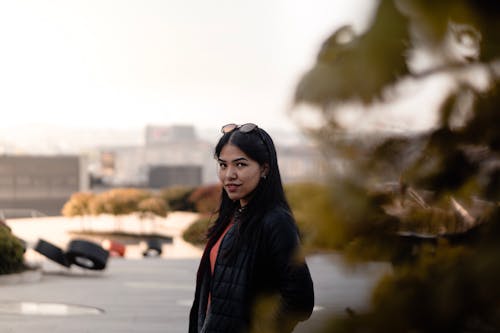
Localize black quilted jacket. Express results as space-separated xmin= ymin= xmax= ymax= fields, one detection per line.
xmin=189 ymin=206 xmax=314 ymax=333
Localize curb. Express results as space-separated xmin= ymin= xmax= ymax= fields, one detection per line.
xmin=0 ymin=268 xmax=43 ymax=285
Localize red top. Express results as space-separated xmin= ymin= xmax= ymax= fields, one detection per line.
xmin=207 ymin=221 xmax=234 ymax=311
xmin=210 ymin=221 xmax=234 ymax=274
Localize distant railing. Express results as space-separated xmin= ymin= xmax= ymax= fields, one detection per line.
xmin=0 ymin=209 xmax=47 ymax=220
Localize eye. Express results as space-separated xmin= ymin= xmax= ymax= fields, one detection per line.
xmin=218 ymin=162 xmax=227 ymax=169
xmin=236 ymin=162 xmax=247 ymax=168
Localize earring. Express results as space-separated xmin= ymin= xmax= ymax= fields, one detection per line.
xmin=261 ymin=175 xmax=267 ymax=179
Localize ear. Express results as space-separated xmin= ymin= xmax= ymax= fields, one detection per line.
xmin=260 ymin=163 xmax=269 ymax=179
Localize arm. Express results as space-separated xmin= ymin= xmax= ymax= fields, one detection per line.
xmin=263 ymin=211 xmax=315 ymax=330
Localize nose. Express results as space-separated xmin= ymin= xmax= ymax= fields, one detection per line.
xmin=225 ymin=165 xmax=237 ymax=180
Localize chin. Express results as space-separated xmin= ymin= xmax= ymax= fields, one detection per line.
xmin=227 ymin=194 xmax=241 ymax=202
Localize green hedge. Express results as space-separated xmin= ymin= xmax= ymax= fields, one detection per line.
xmin=0 ymin=225 xmax=25 ymax=275
xmin=182 ymin=215 xmax=213 ymax=246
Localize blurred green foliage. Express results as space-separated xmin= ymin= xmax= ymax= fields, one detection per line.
xmin=295 ymin=0 xmax=409 ymax=105
xmin=293 ymin=0 xmax=500 ymax=331
xmin=0 ymin=225 xmax=25 ymax=275
xmin=182 ymin=214 xmax=213 ymax=246
xmin=285 ymin=182 xmax=345 ymax=250
xmin=325 ymin=237 xmax=500 ymax=332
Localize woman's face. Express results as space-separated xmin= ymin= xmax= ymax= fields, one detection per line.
xmin=217 ymin=143 xmax=267 ymax=206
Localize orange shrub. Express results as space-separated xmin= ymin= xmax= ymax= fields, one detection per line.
xmin=188 ymin=183 xmax=222 ymax=214
xmin=61 ymin=192 xmax=95 ymax=217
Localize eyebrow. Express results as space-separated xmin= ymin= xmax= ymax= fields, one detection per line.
xmin=217 ymin=157 xmax=248 ymax=163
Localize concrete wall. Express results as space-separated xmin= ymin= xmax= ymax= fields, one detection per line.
xmin=0 ymin=155 xmax=84 ymax=216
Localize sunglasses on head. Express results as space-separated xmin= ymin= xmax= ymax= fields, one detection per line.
xmin=221 ymin=123 xmax=258 ymax=134
xmin=221 ymin=123 xmax=271 ymax=156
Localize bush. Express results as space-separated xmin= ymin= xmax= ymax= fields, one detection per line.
xmin=61 ymin=192 xmax=95 ymax=217
xmin=182 ymin=215 xmax=213 ymax=246
xmin=159 ymin=186 xmax=195 ymax=211
xmin=138 ymin=196 xmax=169 ymax=218
xmin=63 ymin=188 xmax=176 ymax=219
xmin=188 ymin=184 xmax=222 ymax=214
xmin=0 ymin=225 xmax=25 ymax=275
xmin=89 ymin=188 xmax=151 ymax=215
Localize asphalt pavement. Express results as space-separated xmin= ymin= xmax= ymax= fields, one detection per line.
xmin=0 ymin=254 xmax=390 ymax=333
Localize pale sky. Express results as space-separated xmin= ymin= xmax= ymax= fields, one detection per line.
xmin=0 ymin=0 xmax=376 ymax=132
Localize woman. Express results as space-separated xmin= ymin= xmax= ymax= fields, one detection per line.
xmin=189 ymin=123 xmax=314 ymax=333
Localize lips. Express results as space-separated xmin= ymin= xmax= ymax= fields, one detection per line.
xmin=225 ymin=184 xmax=240 ymax=193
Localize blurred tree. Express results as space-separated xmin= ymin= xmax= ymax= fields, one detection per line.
xmin=293 ymin=0 xmax=500 ymax=331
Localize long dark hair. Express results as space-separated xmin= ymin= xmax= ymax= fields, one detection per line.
xmin=207 ymin=125 xmax=291 ymax=256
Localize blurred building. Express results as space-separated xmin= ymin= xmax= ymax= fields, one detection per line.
xmin=145 ymin=124 xmax=197 ymax=144
xmin=277 ymin=145 xmax=326 ymax=183
xmin=97 ymin=125 xmax=215 ymax=188
xmin=0 ymin=155 xmax=88 ymax=217
xmin=148 ymin=165 xmax=202 ymax=188
xmin=94 ymin=125 xmax=326 ymax=189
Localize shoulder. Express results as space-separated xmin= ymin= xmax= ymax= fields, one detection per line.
xmin=261 ymin=206 xmax=295 ymax=231
xmin=261 ymin=206 xmax=299 ymax=246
